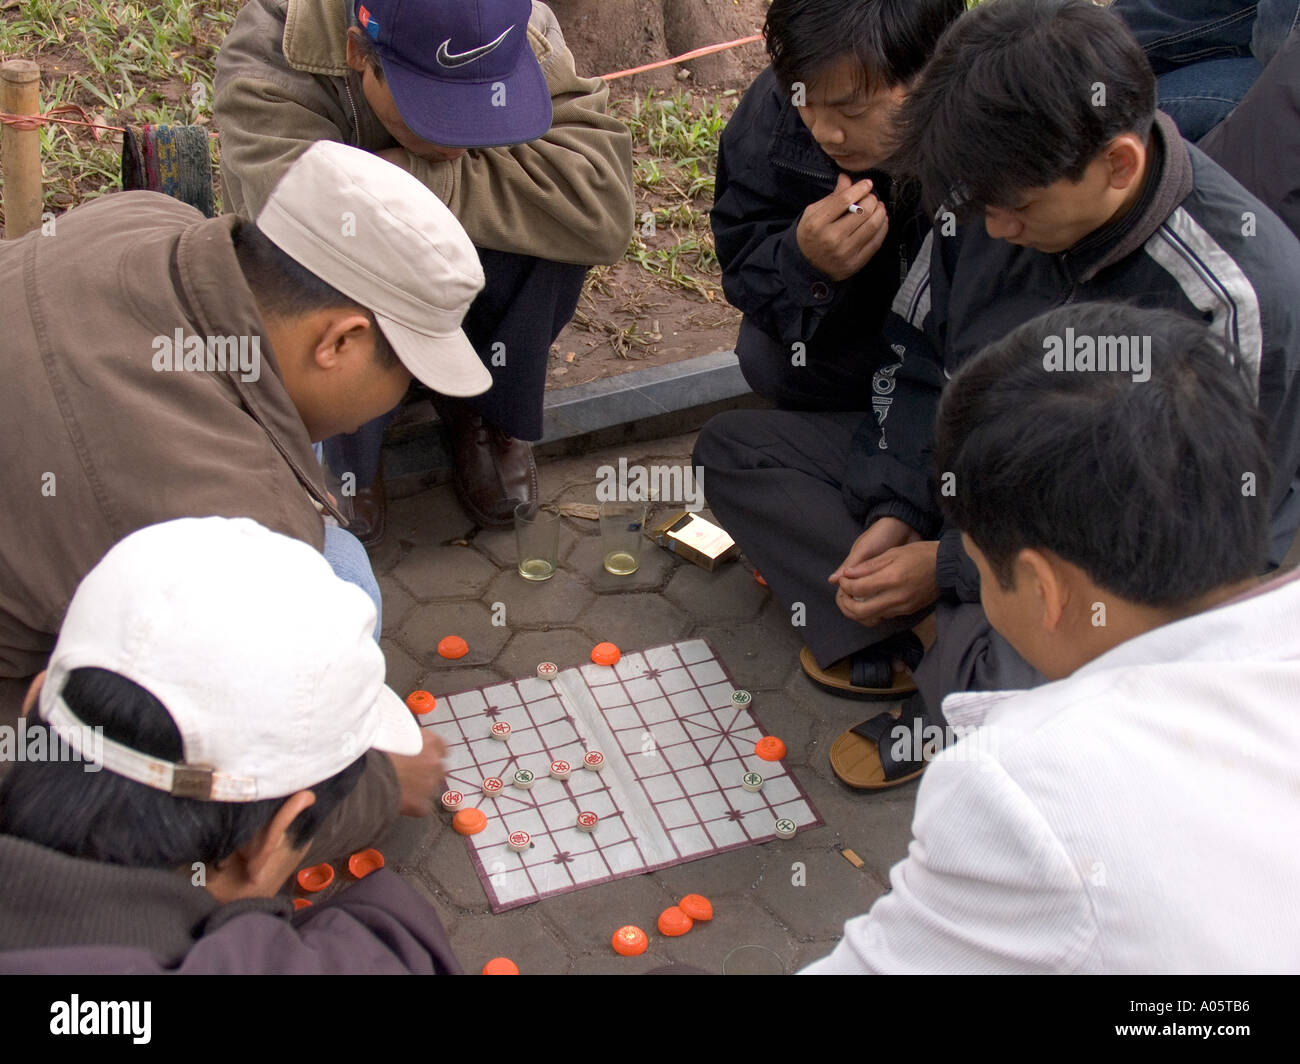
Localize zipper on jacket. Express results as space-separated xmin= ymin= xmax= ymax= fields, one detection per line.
xmin=342 ymin=78 xmax=361 ymax=147
xmin=771 ymin=156 xmax=837 ymax=185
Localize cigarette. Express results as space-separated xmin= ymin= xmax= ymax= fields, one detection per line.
xmin=846 ymin=202 xmax=864 ymax=215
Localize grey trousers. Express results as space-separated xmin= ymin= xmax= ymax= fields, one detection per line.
xmin=693 ymin=409 xmax=1043 ymax=721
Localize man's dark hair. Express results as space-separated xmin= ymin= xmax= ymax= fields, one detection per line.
xmin=0 ymin=668 xmax=366 ymax=869
xmin=934 ymin=301 xmax=1272 ymax=608
xmin=764 ymin=0 xmax=965 ymax=95
xmin=893 ymin=0 xmax=1158 ymax=217
xmin=232 ymin=219 xmax=401 ymax=370
xmin=350 ymin=20 xmax=385 ymax=82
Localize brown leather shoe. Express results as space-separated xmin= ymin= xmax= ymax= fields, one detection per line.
xmin=439 ymin=402 xmax=538 ymax=527
xmin=347 ymin=476 xmax=388 ymax=548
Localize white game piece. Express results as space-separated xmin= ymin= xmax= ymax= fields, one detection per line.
xmin=549 ymin=759 xmax=573 ymax=780
xmin=490 ymin=720 xmax=512 ymax=741
xmin=512 ymin=769 xmax=536 ymax=790
xmin=482 ymin=776 xmax=505 ymax=796
xmin=507 ymin=830 xmax=532 ymax=852
xmin=583 ymin=750 xmax=606 ymax=772
xmin=440 ymin=789 xmax=464 ymax=812
xmin=742 ymin=771 xmax=764 ymax=793
xmin=537 ymin=661 xmax=559 ymax=681
xmin=576 ymin=811 xmax=599 ymax=833
xmin=774 ymin=818 xmax=797 ymax=839
xmin=731 ymin=689 xmax=753 ymax=708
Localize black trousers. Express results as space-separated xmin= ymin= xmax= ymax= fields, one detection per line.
xmin=324 ymin=248 xmax=587 ymax=487
xmin=693 ymin=408 xmax=1043 ymax=718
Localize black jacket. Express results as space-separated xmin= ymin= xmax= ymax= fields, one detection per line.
xmin=710 ymin=67 xmax=929 ymax=366
xmin=844 ymin=113 xmax=1300 ymax=598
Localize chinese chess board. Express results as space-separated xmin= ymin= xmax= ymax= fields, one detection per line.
xmin=421 ymin=639 xmax=823 ymax=911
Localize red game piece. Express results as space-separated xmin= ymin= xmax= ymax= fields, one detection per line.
xmin=754 ymin=736 xmax=787 ymax=761
xmin=591 ymin=641 xmax=621 ymax=666
xmin=612 ymin=925 xmax=649 ymax=956
xmin=296 ymin=863 xmax=334 ymax=893
xmin=347 ymin=848 xmax=385 ymax=879
xmin=453 ymin=808 xmax=488 ymax=836
xmin=437 ymin=635 xmax=469 ymax=659
xmin=753 ymin=570 xmax=768 ymax=587
xmin=405 ymin=690 xmax=436 ymax=715
xmin=482 ymin=957 xmax=519 ymax=975
xmin=292 ymin=898 xmax=313 ymax=911
xmin=657 ymin=906 xmax=694 ymax=937
xmin=679 ymin=894 xmax=714 ymax=921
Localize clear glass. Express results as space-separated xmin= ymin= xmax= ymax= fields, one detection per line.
xmin=515 ymin=501 xmax=559 ymax=581
xmin=598 ymin=502 xmax=647 ymax=575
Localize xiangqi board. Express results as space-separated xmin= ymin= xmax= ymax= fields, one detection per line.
xmin=421 ymin=639 xmax=823 ymax=911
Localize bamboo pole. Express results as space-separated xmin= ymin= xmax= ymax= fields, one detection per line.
xmin=1 ymin=59 xmax=43 ymax=240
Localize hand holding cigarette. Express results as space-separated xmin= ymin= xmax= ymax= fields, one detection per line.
xmin=795 ymin=173 xmax=891 ymax=282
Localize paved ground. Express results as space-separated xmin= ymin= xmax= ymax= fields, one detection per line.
xmin=364 ymin=430 xmax=918 ymax=975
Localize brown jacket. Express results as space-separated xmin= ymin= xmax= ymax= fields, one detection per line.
xmin=214 ymin=0 xmax=635 ymax=265
xmin=0 ymin=191 xmax=399 ymax=852
xmin=0 ymin=191 xmax=339 ymax=681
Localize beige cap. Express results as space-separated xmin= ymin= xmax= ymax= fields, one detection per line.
xmin=257 ymin=140 xmax=491 ymax=397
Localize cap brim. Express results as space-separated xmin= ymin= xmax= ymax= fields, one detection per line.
xmin=383 ymin=55 xmax=553 ymax=149
xmin=376 ymin=314 xmax=493 ymax=397
xmin=369 ymin=683 xmax=426 ymax=757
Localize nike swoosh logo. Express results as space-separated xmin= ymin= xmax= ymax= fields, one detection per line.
xmin=436 ymin=25 xmax=514 ymax=68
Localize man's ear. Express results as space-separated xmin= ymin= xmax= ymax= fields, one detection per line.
xmin=1017 ymin=548 xmax=1068 ymax=633
xmin=231 ymin=790 xmax=317 ymax=892
xmin=20 ymin=670 xmax=46 ymax=718
xmin=1104 ymin=133 xmax=1145 ymax=192
xmin=345 ymin=28 xmax=367 ymax=74
xmin=311 ymin=310 xmax=376 ymax=371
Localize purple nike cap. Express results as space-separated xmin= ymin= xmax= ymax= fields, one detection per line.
xmin=355 ymin=0 xmax=553 ymax=148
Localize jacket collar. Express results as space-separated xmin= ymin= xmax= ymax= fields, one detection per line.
xmin=284 ymin=0 xmax=351 ymax=76
xmin=0 ymin=834 xmax=289 ymax=964
xmin=1065 ymin=111 xmax=1193 ymax=283
xmin=943 ymin=566 xmax=1300 ymax=732
xmin=174 ymin=215 xmax=345 ymax=524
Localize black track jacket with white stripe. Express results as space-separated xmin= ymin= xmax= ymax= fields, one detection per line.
xmin=843 ymin=112 xmax=1300 ymax=598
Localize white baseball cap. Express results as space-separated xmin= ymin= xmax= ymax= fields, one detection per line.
xmin=256 ymin=140 xmax=492 ymax=398
xmin=38 ymin=517 xmax=424 ymax=801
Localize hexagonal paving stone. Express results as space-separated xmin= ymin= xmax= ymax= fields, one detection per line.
xmin=482 ymin=568 xmax=594 ymax=627
xmin=494 ymin=628 xmax=594 ymax=681
xmin=387 ymin=485 xmax=474 ymax=548
xmin=656 ymin=893 xmax=796 ymax=974
xmin=398 ymin=600 xmax=510 ymax=667
xmin=664 ymin=559 xmax=768 ymax=623
xmin=532 ymin=867 xmax=676 ymax=955
xmin=391 ymin=545 xmax=498 ymax=601
xmin=699 ymin=616 xmax=803 ymax=693
xmin=417 ymin=824 xmax=496 ymax=911
xmin=449 ymin=909 xmax=573 ymax=975
xmin=756 ymin=844 xmax=889 ymax=941
xmin=376 ymin=573 xmax=416 ymax=633
xmin=577 ymin=593 xmax=690 ymax=648
xmin=568 ymin=533 xmax=678 ymax=592
xmin=380 ymin=640 xmax=424 ymax=700
xmin=414 ymin=666 xmax=510 ymax=700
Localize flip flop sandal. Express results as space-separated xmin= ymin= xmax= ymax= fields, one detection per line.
xmin=800 ymin=630 xmax=923 ymax=701
xmin=829 ymin=694 xmax=934 ymax=790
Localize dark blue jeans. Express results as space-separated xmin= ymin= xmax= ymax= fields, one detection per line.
xmin=1113 ymin=0 xmax=1300 ymax=139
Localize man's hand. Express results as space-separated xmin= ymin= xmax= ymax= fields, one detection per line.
xmin=829 ymin=516 xmax=920 ymax=584
xmin=389 ymin=731 xmax=447 ymax=817
xmin=835 ymin=540 xmax=940 ymax=626
xmin=796 ymin=173 xmax=890 ymax=282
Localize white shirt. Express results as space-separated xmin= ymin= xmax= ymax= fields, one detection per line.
xmin=802 ymin=571 xmax=1300 ymax=974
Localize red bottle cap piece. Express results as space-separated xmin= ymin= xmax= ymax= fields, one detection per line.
xmin=482 ymin=957 xmax=519 ymax=975
xmin=591 ymin=641 xmax=621 ymax=666
xmin=437 ymin=635 xmax=469 ymax=659
xmin=347 ymin=848 xmax=385 ymax=879
xmin=406 ymin=690 xmax=437 ymax=715
xmin=292 ymin=898 xmax=313 ymax=911
xmin=296 ymin=862 xmax=334 ymax=893
xmin=657 ymin=905 xmax=694 ymax=937
xmin=679 ymin=893 xmax=713 ymax=921
xmin=453 ymin=808 xmax=488 ymax=835
xmin=612 ymin=925 xmax=649 ymax=956
xmin=753 ymin=570 xmax=768 ymax=587
xmin=754 ymin=736 xmax=787 ymax=761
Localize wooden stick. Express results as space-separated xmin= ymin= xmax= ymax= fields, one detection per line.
xmin=1 ymin=59 xmax=43 ymax=240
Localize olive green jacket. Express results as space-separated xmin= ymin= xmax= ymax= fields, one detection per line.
xmin=214 ymin=0 xmax=635 ymax=265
